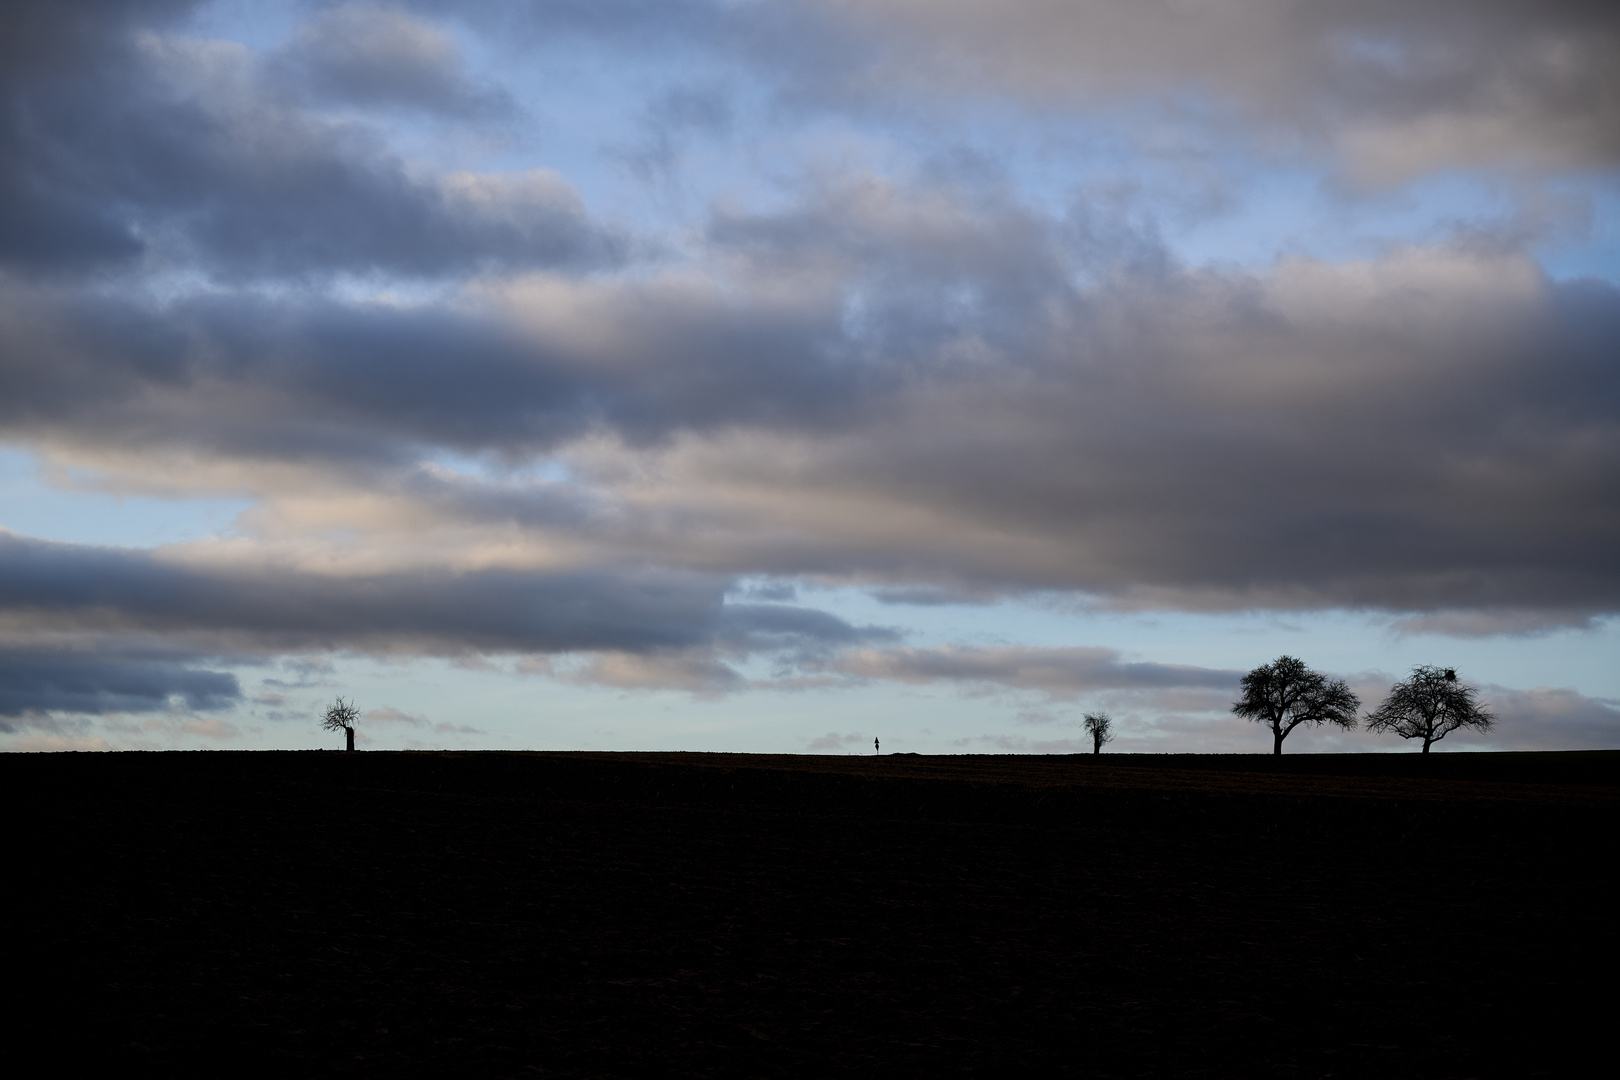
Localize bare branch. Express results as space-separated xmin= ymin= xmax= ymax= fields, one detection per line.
xmin=321 ymin=695 xmax=361 ymax=733
xmin=1365 ymin=666 xmax=1494 ymax=753
xmin=1083 ymin=711 xmax=1115 ymax=754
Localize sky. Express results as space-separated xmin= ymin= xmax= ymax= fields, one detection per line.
xmin=2 ymin=0 xmax=1617 ymax=755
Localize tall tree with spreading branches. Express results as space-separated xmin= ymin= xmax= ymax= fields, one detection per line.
xmin=1083 ymin=712 xmax=1114 ymax=754
xmin=322 ymin=696 xmax=361 ymax=751
xmin=1364 ymin=666 xmax=1494 ymax=754
xmin=1231 ymin=655 xmax=1360 ymax=754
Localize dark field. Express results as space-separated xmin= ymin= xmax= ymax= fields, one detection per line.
xmin=8 ymin=750 xmax=1617 ymax=1077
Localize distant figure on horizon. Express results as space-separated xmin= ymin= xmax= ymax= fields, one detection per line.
xmin=874 ymin=736 xmax=880 ymax=754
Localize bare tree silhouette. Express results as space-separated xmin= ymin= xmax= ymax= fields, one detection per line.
xmin=322 ymin=696 xmax=360 ymax=751
xmin=1365 ymin=666 xmax=1495 ymax=753
xmin=1083 ymin=712 xmax=1114 ymax=754
xmin=1231 ymin=656 xmax=1359 ymax=754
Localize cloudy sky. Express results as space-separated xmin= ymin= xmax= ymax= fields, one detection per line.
xmin=3 ymin=0 xmax=1617 ymax=754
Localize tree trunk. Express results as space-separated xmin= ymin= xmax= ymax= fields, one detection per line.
xmin=346 ymin=727 xmax=355 ymax=752
xmin=1421 ymin=737 xmax=1431 ymax=754
xmin=1092 ymin=742 xmax=1100 ymax=754
xmin=1273 ymin=728 xmax=1284 ymax=754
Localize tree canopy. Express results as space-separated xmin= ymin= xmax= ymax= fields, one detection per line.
xmin=1083 ymin=712 xmax=1114 ymax=754
xmin=321 ymin=696 xmax=360 ymax=733
xmin=1231 ymin=655 xmax=1360 ymax=754
xmin=1364 ymin=666 xmax=1494 ymax=753
xmin=322 ymin=696 xmax=360 ymax=750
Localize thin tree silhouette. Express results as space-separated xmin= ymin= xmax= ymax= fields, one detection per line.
xmin=1083 ymin=712 xmax=1114 ymax=754
xmin=1364 ymin=666 xmax=1495 ymax=753
xmin=322 ymin=696 xmax=360 ymax=751
xmin=1231 ymin=655 xmax=1359 ymax=754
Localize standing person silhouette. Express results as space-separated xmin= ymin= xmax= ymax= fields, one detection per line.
xmin=874 ymin=736 xmax=880 ymax=754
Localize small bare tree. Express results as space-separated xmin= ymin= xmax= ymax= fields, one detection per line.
xmin=1232 ymin=655 xmax=1360 ymax=754
xmin=1083 ymin=712 xmax=1114 ymax=754
xmin=322 ymin=696 xmax=361 ymax=751
xmin=1364 ymin=666 xmax=1494 ymax=754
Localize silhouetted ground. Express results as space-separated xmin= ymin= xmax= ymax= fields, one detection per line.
xmin=7 ymin=750 xmax=1615 ymax=1077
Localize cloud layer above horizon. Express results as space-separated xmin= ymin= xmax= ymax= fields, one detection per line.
xmin=3 ymin=0 xmax=1617 ymax=750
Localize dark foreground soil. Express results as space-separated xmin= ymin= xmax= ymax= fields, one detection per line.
xmin=6 ymin=750 xmax=1616 ymax=1077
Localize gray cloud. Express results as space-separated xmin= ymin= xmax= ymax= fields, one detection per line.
xmin=0 ymin=531 xmax=711 ymax=654
xmin=0 ymin=531 xmax=892 ymax=709
xmin=520 ymin=187 xmax=1614 ymax=622
xmin=0 ymin=6 xmax=611 ymax=278
xmin=0 ymin=289 xmax=601 ymax=458
xmin=404 ymin=1 xmax=1620 ymax=180
xmin=0 ymin=0 xmax=200 ymax=270
xmin=868 ymin=586 xmax=1000 ymax=606
xmin=4 ymin=174 xmax=1616 ymax=622
xmin=365 ymin=706 xmax=485 ymax=736
xmin=834 ymin=645 xmax=1241 ymax=701
xmin=805 ymin=730 xmax=868 ymax=751
xmin=271 ymin=4 xmax=513 ymax=118
xmin=798 ymin=1 xmax=1620 ymax=180
xmin=1388 ymin=610 xmax=1607 ymax=637
xmin=549 ymin=650 xmax=748 ymax=695
xmin=10 ymin=1 xmax=1611 ymax=284
xmin=0 ymin=268 xmax=885 ymax=464
xmin=728 ymin=580 xmax=798 ymax=603
xmin=719 ymin=603 xmax=895 ymax=653
xmin=0 ymin=644 xmax=239 ymax=720
xmin=612 ymin=80 xmax=735 ymax=185
xmin=1472 ymin=684 xmax=1620 ymax=751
